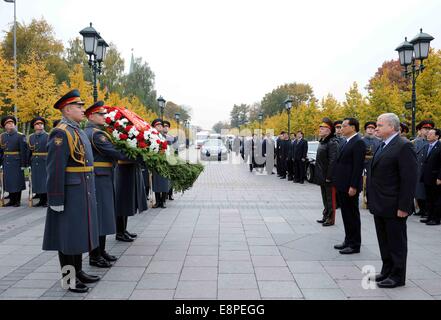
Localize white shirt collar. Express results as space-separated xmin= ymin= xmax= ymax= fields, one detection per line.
xmin=383 ymin=132 xmax=400 ymax=146
xmin=345 ymin=133 xmax=358 ymax=143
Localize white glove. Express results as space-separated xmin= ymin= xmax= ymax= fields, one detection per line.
xmin=50 ymin=205 xmax=64 ymax=213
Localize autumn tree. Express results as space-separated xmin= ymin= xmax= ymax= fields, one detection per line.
xmin=0 ymin=49 xmax=15 ymax=114
xmin=230 ymin=104 xmax=250 ymax=128
xmin=15 ymin=53 xmax=58 ymax=126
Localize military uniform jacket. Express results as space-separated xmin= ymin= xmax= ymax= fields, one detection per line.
xmin=152 ymin=133 xmax=171 ymax=193
xmin=85 ymin=122 xmax=131 ymax=235
xmin=42 ymin=118 xmax=99 ymax=255
xmin=362 ymin=136 xmax=381 ymax=172
xmin=0 ymin=130 xmax=27 ymax=193
xmin=413 ymin=137 xmax=428 ymax=199
xmin=27 ymin=132 xmax=49 ymax=194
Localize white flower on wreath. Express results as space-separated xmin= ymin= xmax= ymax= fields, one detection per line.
xmin=107 ymin=111 xmax=117 ymax=122
xmin=128 ymin=127 xmax=139 ymax=138
xmin=112 ymin=129 xmax=120 ymax=140
xmin=127 ymin=138 xmax=138 ymax=149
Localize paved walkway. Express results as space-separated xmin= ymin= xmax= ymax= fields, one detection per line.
xmin=1 ymin=151 xmax=441 ymax=300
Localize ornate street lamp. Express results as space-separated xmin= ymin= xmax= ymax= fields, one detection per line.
xmin=80 ymin=23 xmax=108 ymax=103
xmin=396 ymin=28 xmax=434 ymax=138
xmin=284 ymin=96 xmax=293 ymax=137
xmin=4 ymin=0 xmax=17 ymax=116
xmin=157 ymin=96 xmax=166 ymax=120
xmin=174 ymin=112 xmax=180 ymax=155
xmin=258 ymin=112 xmax=263 ymax=134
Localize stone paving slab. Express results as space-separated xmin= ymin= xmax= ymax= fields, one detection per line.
xmin=0 ymin=150 xmax=441 ymax=299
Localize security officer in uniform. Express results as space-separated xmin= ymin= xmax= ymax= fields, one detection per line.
xmin=42 ymin=89 xmax=101 ymax=293
xmin=151 ymin=119 xmax=170 ymax=208
xmin=362 ymin=121 xmax=381 ymax=171
xmin=334 ymin=120 xmax=345 ymax=149
xmin=0 ymin=116 xmax=27 ymax=207
xmin=85 ymin=101 xmax=130 ymax=266
xmin=163 ymin=120 xmax=177 ymax=200
xmin=27 ymin=117 xmax=49 ymax=207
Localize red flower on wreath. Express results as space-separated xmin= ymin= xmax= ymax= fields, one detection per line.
xmin=119 ymin=133 xmax=128 ymax=140
xmin=161 ymin=141 xmax=168 ymax=150
xmin=105 ymin=117 xmax=112 ymax=124
xmin=114 ymin=121 xmax=120 ymax=129
xmin=138 ymin=141 xmax=147 ymax=149
xmin=114 ymin=111 xmax=122 ymax=120
xmin=125 ymin=125 xmax=133 ymax=133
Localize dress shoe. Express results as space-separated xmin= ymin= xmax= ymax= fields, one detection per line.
xmin=4 ymin=201 xmax=14 ymax=207
xmin=68 ymin=280 xmax=89 ymax=293
xmin=280 ymin=176 xmax=286 ymax=179
xmin=160 ymin=203 xmax=167 ymax=208
xmin=89 ymin=256 xmax=112 ymax=268
xmin=316 ymin=218 xmax=325 ymax=224
xmin=13 ymin=203 xmax=20 ymax=207
xmin=334 ymin=242 xmax=347 ymax=250
xmin=339 ymin=247 xmax=360 ymax=254
xmin=426 ymin=220 xmax=441 ymax=226
xmin=370 ymin=273 xmax=389 ymax=282
xmin=377 ymin=277 xmax=404 ymax=288
xmin=168 ymin=195 xmax=174 ymax=201
xmin=287 ymin=177 xmax=293 ymax=181
xmin=420 ymin=218 xmax=430 ymax=223
xmin=116 ymin=233 xmax=134 ymax=242
xmin=77 ymin=270 xmax=101 ymax=284
xmin=125 ymin=230 xmax=137 ymax=238
xmin=299 ymin=181 xmax=304 ymax=184
xmin=102 ymin=251 xmax=118 ymax=262
xmin=322 ymin=220 xmax=334 ymax=227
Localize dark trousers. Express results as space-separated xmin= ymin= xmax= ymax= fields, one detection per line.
xmin=374 ymin=215 xmax=407 ymax=283
xmin=8 ymin=192 xmax=22 ymax=204
xmin=116 ymin=216 xmax=128 ymax=234
xmin=155 ymin=192 xmax=167 ymax=205
xmin=277 ymin=158 xmax=287 ymax=176
xmin=294 ymin=159 xmax=305 ymax=182
xmin=58 ymin=251 xmax=82 ymax=276
xmin=37 ymin=193 xmax=47 ymax=204
xmin=425 ymin=185 xmax=441 ymax=222
xmin=338 ymin=191 xmax=361 ymax=249
xmin=287 ymin=159 xmax=294 ymax=178
xmin=89 ymin=236 xmax=106 ymax=259
xmin=168 ymin=187 xmax=173 ymax=197
xmin=320 ymin=184 xmax=335 ymax=221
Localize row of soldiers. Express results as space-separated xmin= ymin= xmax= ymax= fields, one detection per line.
xmin=0 ymin=89 xmax=178 ymax=293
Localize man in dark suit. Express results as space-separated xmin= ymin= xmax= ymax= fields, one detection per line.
xmin=367 ymin=113 xmax=417 ymax=289
xmin=420 ymin=128 xmax=441 ymax=225
xmin=293 ymin=131 xmax=308 ymax=184
xmin=332 ymin=118 xmax=366 ymax=254
xmin=287 ymin=133 xmax=296 ymax=181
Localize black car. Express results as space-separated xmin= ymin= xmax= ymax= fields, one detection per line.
xmin=305 ymin=141 xmax=319 ymax=183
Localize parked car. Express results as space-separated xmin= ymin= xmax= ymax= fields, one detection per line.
xmin=305 ymin=141 xmax=319 ymax=183
xmin=200 ymin=139 xmax=228 ymax=161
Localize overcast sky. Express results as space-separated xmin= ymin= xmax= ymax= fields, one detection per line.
xmin=1 ymin=0 xmax=441 ymax=129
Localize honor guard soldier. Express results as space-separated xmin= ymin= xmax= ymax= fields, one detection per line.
xmin=42 ymin=89 xmax=101 ymax=293
xmin=151 ymin=119 xmax=170 ymax=208
xmin=361 ymin=121 xmax=381 ymax=208
xmin=0 ymin=116 xmax=28 ymax=207
xmin=413 ymin=120 xmax=435 ymax=217
xmin=27 ymin=117 xmax=49 ymax=207
xmin=114 ymin=124 xmax=148 ymax=242
xmin=85 ymin=101 xmax=130 ymax=265
xmin=163 ymin=120 xmax=177 ymax=200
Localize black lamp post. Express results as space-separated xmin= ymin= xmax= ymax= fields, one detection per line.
xmin=184 ymin=120 xmax=190 ymax=148
xmin=157 ymin=96 xmax=166 ymax=120
xmin=174 ymin=112 xmax=180 ymax=155
xmin=284 ymin=96 xmax=293 ymax=137
xmin=80 ymin=23 xmax=108 ymax=103
xmin=258 ymin=112 xmax=263 ymax=133
xmin=396 ymin=28 xmax=434 ymax=138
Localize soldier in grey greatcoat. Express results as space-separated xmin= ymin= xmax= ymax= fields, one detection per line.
xmin=85 ymin=101 xmax=132 ymax=266
xmin=42 ymin=89 xmax=101 ymax=293
xmin=151 ymin=119 xmax=170 ymax=208
xmin=27 ymin=117 xmax=49 ymax=207
xmin=413 ymin=120 xmax=435 ymax=216
xmin=0 ymin=116 xmax=27 ymax=207
xmin=263 ymin=133 xmax=275 ymax=175
xmin=362 ymin=122 xmax=381 ymax=172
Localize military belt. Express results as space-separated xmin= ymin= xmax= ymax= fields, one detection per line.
xmin=94 ymin=162 xmax=113 ymax=168
xmin=117 ymin=160 xmax=133 ymax=165
xmin=4 ymin=152 xmax=19 ymax=155
xmin=33 ymin=152 xmax=48 ymax=156
xmin=65 ymin=166 xmax=94 ymax=173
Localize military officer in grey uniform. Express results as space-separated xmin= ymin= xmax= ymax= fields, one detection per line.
xmin=0 ymin=116 xmax=27 ymax=207
xmin=413 ymin=120 xmax=435 ymax=216
xmin=114 ymin=131 xmax=148 ymax=242
xmin=85 ymin=101 xmax=131 ymax=266
xmin=362 ymin=121 xmax=381 ymax=171
xmin=151 ymin=119 xmax=170 ymax=208
xmin=163 ymin=120 xmax=177 ymax=200
xmin=42 ymin=89 xmax=101 ymax=293
xmin=27 ymin=117 xmax=49 ymax=207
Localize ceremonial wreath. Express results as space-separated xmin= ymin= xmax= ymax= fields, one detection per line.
xmin=103 ymin=106 xmax=203 ymax=192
